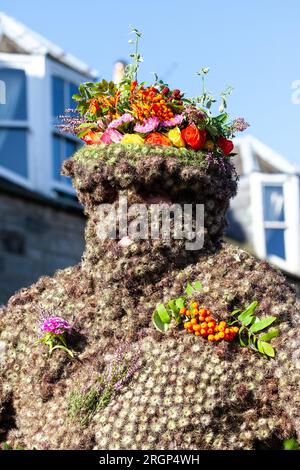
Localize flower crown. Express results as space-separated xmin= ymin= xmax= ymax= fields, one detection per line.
xmin=60 ymin=28 xmax=248 ymax=158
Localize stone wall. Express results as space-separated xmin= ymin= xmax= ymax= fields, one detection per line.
xmin=0 ymin=184 xmax=85 ymax=305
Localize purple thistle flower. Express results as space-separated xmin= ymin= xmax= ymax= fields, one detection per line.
xmin=108 ymin=113 xmax=134 ymax=129
xmin=160 ymin=114 xmax=184 ymax=127
xmin=134 ymin=116 xmax=159 ymax=133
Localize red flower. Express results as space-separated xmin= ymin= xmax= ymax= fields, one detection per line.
xmin=217 ymin=137 xmax=234 ymax=155
xmin=144 ymin=132 xmax=172 ymax=146
xmin=82 ymin=130 xmax=103 ymax=145
xmin=181 ymin=125 xmax=206 ymax=150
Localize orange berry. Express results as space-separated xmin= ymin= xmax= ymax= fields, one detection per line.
xmin=207 ymin=322 xmax=216 ymax=328
xmin=225 ymin=328 xmax=230 ymax=334
xmin=200 ymin=328 xmax=208 ymax=336
xmin=218 ymin=331 xmax=225 ymax=339
xmin=208 ymin=334 xmax=215 ymax=342
xmin=214 ymin=325 xmax=219 ymax=332
xmin=199 ymin=315 xmax=206 ymax=322
xmin=185 ymin=322 xmax=192 ymax=329
xmin=180 ymin=307 xmax=186 ymax=315
xmin=200 ymin=322 xmax=208 ymax=328
xmin=187 ymin=328 xmax=194 ymax=334
xmin=195 ymin=331 xmax=200 ymax=336
xmin=205 ymin=316 xmax=213 ymax=323
xmin=232 ymin=326 xmax=239 ymax=333
xmin=219 ymin=321 xmax=226 ymax=328
xmin=219 ymin=325 xmax=226 ymax=332
xmin=191 ymin=309 xmax=199 ymax=316
xmin=198 ymin=308 xmax=207 ymax=316
xmin=207 ymin=328 xmax=214 ymax=335
xmin=214 ymin=334 xmax=221 ymax=341
xmin=191 ymin=302 xmax=199 ymax=309
xmin=191 ymin=318 xmax=198 ymax=325
xmin=193 ymin=324 xmax=201 ymax=332
xmin=185 ymin=310 xmax=191 ymax=316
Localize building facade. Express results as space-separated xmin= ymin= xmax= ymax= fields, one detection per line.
xmin=227 ymin=135 xmax=300 ymax=295
xmin=0 ymin=12 xmax=97 ymax=303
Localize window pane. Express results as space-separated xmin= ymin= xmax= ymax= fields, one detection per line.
xmin=52 ymin=77 xmax=65 ymax=118
xmin=53 ymin=135 xmax=79 ymax=185
xmin=68 ymin=83 xmax=78 ymax=111
xmin=0 ymin=69 xmax=27 ymax=120
xmin=52 ymin=135 xmax=62 ymax=181
xmin=263 ymin=185 xmax=285 ymax=222
xmin=265 ymin=228 xmax=286 ymax=260
xmin=0 ymin=129 xmax=27 ymax=177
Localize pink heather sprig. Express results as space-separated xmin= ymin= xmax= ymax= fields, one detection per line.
xmin=230 ymin=117 xmax=250 ymax=133
xmin=160 ymin=114 xmax=184 ymax=127
xmin=108 ymin=113 xmax=134 ymax=129
xmin=56 ymin=109 xmax=87 ymax=135
xmin=134 ymin=116 xmax=159 ymax=133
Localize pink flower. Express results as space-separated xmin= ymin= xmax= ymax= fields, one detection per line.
xmin=134 ymin=116 xmax=160 ymax=133
xmin=101 ymin=128 xmax=123 ymax=144
xmin=160 ymin=114 xmax=184 ymax=127
xmin=108 ymin=113 xmax=134 ymax=129
xmin=39 ymin=316 xmax=72 ymax=335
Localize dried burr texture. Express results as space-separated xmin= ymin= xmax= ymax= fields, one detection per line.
xmin=0 ymin=144 xmax=300 ymax=450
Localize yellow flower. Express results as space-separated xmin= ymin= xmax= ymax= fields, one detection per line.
xmin=121 ymin=134 xmax=144 ymax=145
xmin=167 ymin=127 xmax=185 ymax=148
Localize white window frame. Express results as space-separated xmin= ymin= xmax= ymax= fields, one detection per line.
xmin=46 ymin=58 xmax=85 ymax=196
xmin=250 ymin=172 xmax=300 ymax=276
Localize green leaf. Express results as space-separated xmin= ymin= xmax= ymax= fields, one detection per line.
xmin=231 ymin=308 xmax=241 ymax=316
xmin=260 ymin=341 xmax=275 ymax=358
xmin=283 ymin=438 xmax=299 ymax=450
xmin=156 ymin=304 xmax=170 ymax=324
xmin=238 ymin=326 xmax=248 ymax=347
xmin=152 ymin=311 xmax=169 ymax=333
xmin=257 ymin=340 xmax=265 ymax=355
xmin=242 ymin=315 xmax=255 ymax=327
xmin=72 ymin=93 xmax=83 ymax=101
xmin=237 ymin=301 xmax=258 ymax=322
xmin=260 ymin=329 xmax=280 ymax=342
xmin=214 ymin=113 xmax=229 ymax=124
xmin=167 ymin=299 xmax=177 ymax=313
xmin=194 ymin=280 xmax=203 ymax=291
xmin=185 ymin=283 xmax=194 ymax=296
xmin=249 ymin=316 xmax=276 ymax=333
xmin=175 ymin=297 xmax=186 ymax=309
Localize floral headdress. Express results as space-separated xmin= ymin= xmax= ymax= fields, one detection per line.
xmin=59 ymin=28 xmax=249 ymax=160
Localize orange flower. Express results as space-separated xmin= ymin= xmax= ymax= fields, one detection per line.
xmin=144 ymin=132 xmax=172 ymax=146
xmin=130 ymin=85 xmax=174 ymax=122
xmin=82 ymin=130 xmax=103 ymax=145
xmin=181 ymin=124 xmax=206 ymax=150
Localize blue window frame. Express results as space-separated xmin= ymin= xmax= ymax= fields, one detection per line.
xmin=263 ymin=185 xmax=286 ymax=260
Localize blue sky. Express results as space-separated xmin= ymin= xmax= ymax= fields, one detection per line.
xmin=2 ymin=0 xmax=300 ymax=166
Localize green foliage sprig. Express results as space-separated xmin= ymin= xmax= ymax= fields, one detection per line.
xmin=229 ymin=301 xmax=279 ymax=358
xmin=283 ymin=438 xmax=299 ymax=450
xmin=152 ymin=280 xmax=202 ymax=333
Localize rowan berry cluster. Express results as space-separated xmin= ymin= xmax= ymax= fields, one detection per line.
xmin=181 ymin=302 xmax=239 ymax=342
